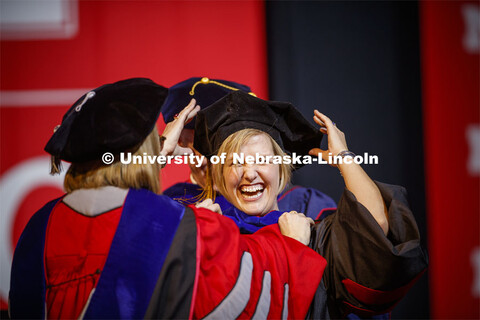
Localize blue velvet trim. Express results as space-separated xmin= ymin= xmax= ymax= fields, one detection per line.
xmin=84 ymin=189 xmax=185 ymax=319
xmin=221 ymin=186 xmax=338 ymax=234
xmin=9 ymin=197 xmax=62 ymax=319
xmin=165 ymin=182 xmax=281 ymax=234
xmin=165 ymin=183 xmax=336 ymax=226
xmin=347 ymin=312 xmax=390 ymax=319
xmin=278 ymin=186 xmax=337 ymax=220
xmin=222 ymin=207 xmax=284 ymax=234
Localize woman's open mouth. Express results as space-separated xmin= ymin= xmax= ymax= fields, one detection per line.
xmin=239 ymin=183 xmax=265 ymax=201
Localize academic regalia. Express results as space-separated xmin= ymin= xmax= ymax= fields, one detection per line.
xmin=17 ymin=77 xmax=332 ymax=319
xmin=45 ymin=202 xmax=122 ymax=319
xmin=147 ymin=201 xmax=327 ymax=319
xmin=10 ymin=188 xmax=185 ymax=319
xmin=277 ymin=185 xmax=337 ymax=220
xmin=163 ymin=180 xmax=233 ymax=213
xmin=191 ymin=90 xmax=428 ymax=318
xmin=44 ymin=78 xmax=168 ymax=164
xmin=222 ymin=207 xmax=284 ymax=234
xmin=221 ymin=181 xmax=427 ymax=319
xmin=164 ymin=180 xmax=427 ymax=318
xmin=308 ymin=181 xmax=428 ymax=319
xmin=10 ymin=187 xmax=326 ymax=319
xmin=161 ymin=77 xmax=254 ymax=130
xmin=164 ymin=182 xmax=337 ymax=220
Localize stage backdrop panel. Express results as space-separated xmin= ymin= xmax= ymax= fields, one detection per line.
xmin=421 ymin=1 xmax=480 ymax=318
xmin=266 ymin=2 xmax=428 ymax=317
xmin=0 ymin=0 xmax=267 ymax=308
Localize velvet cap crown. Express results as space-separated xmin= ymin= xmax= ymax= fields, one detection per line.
xmin=162 ymin=77 xmax=253 ymax=129
xmin=194 ymin=90 xmax=322 ymax=160
xmin=44 ymin=78 xmax=168 ymax=163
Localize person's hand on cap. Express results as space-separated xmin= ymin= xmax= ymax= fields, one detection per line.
xmin=161 ymin=99 xmax=200 ymax=156
xmin=309 ymin=110 xmax=348 ymax=168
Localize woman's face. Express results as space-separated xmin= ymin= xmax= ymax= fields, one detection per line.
xmin=223 ymin=134 xmax=280 ymax=216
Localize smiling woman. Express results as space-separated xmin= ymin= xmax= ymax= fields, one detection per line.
xmin=194 ymin=90 xmax=428 ymax=318
xmin=213 ymin=129 xmax=291 ymax=216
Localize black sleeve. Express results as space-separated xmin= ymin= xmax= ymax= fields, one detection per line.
xmin=144 ymin=207 xmax=197 ymax=319
xmin=310 ymin=181 xmax=428 ymax=318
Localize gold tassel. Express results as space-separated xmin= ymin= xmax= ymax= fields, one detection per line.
xmin=189 ymin=77 xmax=256 ymax=97
xmin=50 ymin=155 xmax=62 ymax=175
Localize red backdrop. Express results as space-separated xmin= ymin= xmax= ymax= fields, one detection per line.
xmin=0 ymin=0 xmax=268 ymax=308
xmin=421 ymin=1 xmax=480 ymax=318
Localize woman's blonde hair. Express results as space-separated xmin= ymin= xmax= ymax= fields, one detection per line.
xmin=204 ymin=128 xmax=292 ymax=202
xmin=64 ymin=128 xmax=162 ymax=193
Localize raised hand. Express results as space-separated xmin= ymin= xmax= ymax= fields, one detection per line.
xmin=308 ymin=110 xmax=348 ymax=167
xmin=160 ymin=98 xmax=201 ymax=156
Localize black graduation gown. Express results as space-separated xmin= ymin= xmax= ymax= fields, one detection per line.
xmin=308 ymin=181 xmax=428 ymax=318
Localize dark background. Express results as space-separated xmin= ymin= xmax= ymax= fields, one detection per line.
xmin=266 ymin=1 xmax=428 ymax=318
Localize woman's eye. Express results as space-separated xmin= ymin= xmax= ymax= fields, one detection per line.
xmin=228 ymin=161 xmax=243 ymax=168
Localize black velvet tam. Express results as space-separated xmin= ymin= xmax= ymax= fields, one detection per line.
xmin=161 ymin=77 xmax=253 ymax=129
xmin=45 ymin=78 xmax=168 ymax=163
xmin=194 ymin=90 xmax=322 ymax=157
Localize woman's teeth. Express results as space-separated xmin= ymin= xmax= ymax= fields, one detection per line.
xmin=241 ymin=185 xmax=264 ymax=192
xmin=240 ymin=184 xmax=264 ymax=199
